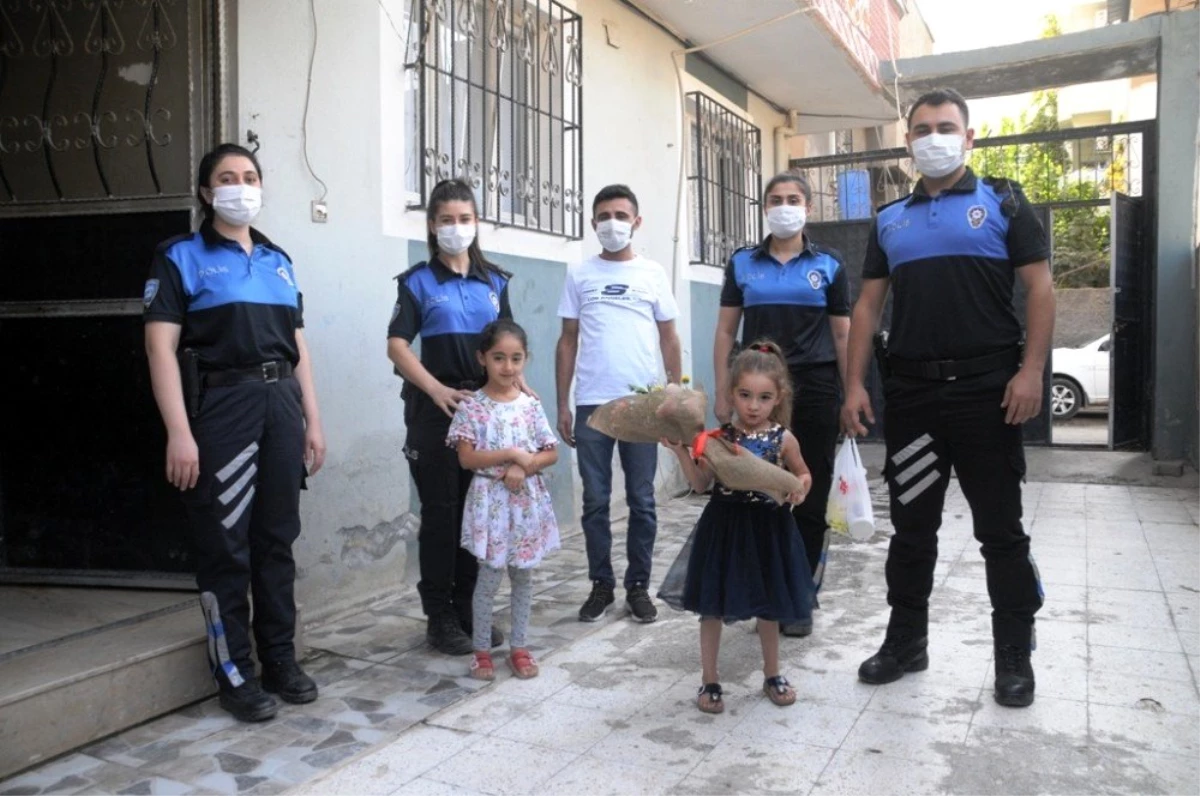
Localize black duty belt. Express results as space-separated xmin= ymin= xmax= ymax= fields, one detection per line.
xmin=202 ymin=360 xmax=294 ymax=388
xmin=888 ymin=346 xmax=1021 ymax=382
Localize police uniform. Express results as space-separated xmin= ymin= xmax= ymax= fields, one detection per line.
xmin=144 ymin=220 xmax=306 ymax=689
xmin=387 ymin=258 xmax=512 ymax=626
xmin=862 ymin=168 xmax=1047 ymax=652
xmin=721 ymin=237 xmax=850 ymax=586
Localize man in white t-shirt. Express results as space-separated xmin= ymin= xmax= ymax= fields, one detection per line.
xmin=556 ymin=185 xmax=682 ymax=624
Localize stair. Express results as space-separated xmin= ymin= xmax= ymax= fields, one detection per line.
xmin=0 ymin=597 xmax=214 ymax=779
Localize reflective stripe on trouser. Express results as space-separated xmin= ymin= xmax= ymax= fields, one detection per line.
xmin=881 ymin=371 xmax=1044 ymax=649
xmin=185 ymin=378 xmax=306 ymax=685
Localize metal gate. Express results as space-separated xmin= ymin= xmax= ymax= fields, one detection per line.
xmin=0 ymin=0 xmax=230 ymax=585
xmin=792 ymin=121 xmax=1157 ymax=450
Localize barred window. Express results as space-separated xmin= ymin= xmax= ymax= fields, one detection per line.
xmin=408 ymin=0 xmax=583 ymax=239
xmin=687 ymin=92 xmax=762 ymax=266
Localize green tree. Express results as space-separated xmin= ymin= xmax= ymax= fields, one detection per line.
xmin=964 ymin=15 xmax=1112 ymax=287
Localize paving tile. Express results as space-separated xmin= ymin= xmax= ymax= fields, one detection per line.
xmin=1087 ymin=670 xmax=1200 ymax=716
xmin=490 ymin=701 xmax=615 ymax=753
xmin=305 ymin=612 xmax=430 ymax=663
xmin=1088 ymin=747 xmax=1200 ymax=796
xmin=811 ymin=748 xmax=953 ymax=796
xmin=969 ymin=695 xmax=1088 ymax=741
xmin=863 ymin=678 xmax=982 ymax=722
xmin=389 ymin=777 xmax=488 ymax=796
xmin=1088 ymin=588 xmax=1176 ymax=629
xmin=425 ymin=688 xmax=538 ymax=735
xmin=1166 ymin=591 xmax=1200 ymax=631
xmin=672 ymin=737 xmax=832 ymax=795
xmin=420 ymin=735 xmax=576 ymax=795
xmin=540 ymin=755 xmax=686 ymax=796
xmin=1089 ymin=623 xmax=1184 ymax=653
xmin=287 ymin=725 xmax=474 ymax=795
xmin=731 ymin=699 xmax=862 ymax=750
xmin=1089 ymin=645 xmax=1195 ymax=684
xmin=946 ymin=729 xmax=1092 ymax=794
xmin=841 ymin=710 xmax=970 ymax=760
xmin=1089 ymin=703 xmax=1200 ymax=758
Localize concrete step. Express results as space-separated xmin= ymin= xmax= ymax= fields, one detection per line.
xmin=0 ymin=598 xmax=214 ymax=779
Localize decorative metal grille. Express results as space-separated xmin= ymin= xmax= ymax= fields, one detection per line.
xmin=789 ymin=121 xmax=1151 ymax=222
xmin=413 ymin=0 xmax=583 ymax=239
xmin=0 ymin=0 xmax=200 ymax=214
xmin=687 ymin=91 xmax=761 ymax=266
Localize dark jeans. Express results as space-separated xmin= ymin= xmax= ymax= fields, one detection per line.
xmin=882 ymin=367 xmax=1044 ymax=647
xmin=406 ymin=418 xmax=478 ymax=619
xmin=574 ymin=404 xmax=659 ymax=590
xmin=790 ymin=363 xmax=841 ymax=588
xmin=186 ymin=378 xmax=306 ymax=686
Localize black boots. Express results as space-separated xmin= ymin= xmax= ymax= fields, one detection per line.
xmin=994 ymin=643 xmax=1036 ymax=707
xmin=218 ymin=679 xmax=278 ymax=723
xmin=858 ymin=633 xmax=930 ymax=684
xmin=427 ymin=611 xmax=474 ymax=655
xmin=859 ymin=608 xmax=929 ymax=685
xmin=261 ymin=660 xmax=319 ymax=704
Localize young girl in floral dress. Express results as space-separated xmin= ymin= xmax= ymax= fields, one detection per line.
xmin=447 ymin=319 xmax=560 ymax=680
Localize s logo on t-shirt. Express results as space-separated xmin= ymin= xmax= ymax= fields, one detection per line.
xmin=601 ymin=284 xmax=629 ymax=296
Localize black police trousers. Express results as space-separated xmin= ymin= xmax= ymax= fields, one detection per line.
xmin=882 ymin=366 xmax=1043 ymax=648
xmin=185 ymin=377 xmax=306 ymax=686
xmin=405 ymin=417 xmax=478 ymax=620
xmin=790 ymin=363 xmax=841 ymax=589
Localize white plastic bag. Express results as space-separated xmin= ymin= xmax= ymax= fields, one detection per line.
xmin=826 ymin=438 xmax=875 ymax=542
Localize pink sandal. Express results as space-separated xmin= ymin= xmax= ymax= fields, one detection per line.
xmin=508 ymin=648 xmax=539 ymax=679
xmin=470 ymin=651 xmax=495 ymax=681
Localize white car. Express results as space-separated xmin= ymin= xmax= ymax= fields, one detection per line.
xmin=1051 ymin=334 xmax=1111 ymax=421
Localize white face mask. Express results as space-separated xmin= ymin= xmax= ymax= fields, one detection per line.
xmin=766 ymin=204 xmax=806 ymax=239
xmin=910 ymin=133 xmax=966 ymax=178
xmin=436 ymin=223 xmax=476 ymax=255
xmin=595 ymin=219 xmax=633 ymax=253
xmin=210 ymin=184 xmax=262 ymax=226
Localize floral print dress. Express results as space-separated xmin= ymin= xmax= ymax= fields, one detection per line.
xmin=446 ymin=390 xmax=561 ymax=568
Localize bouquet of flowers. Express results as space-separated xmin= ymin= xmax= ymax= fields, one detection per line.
xmin=585 ymin=380 xmax=706 ymax=446
xmin=691 ymin=430 xmax=806 ymax=505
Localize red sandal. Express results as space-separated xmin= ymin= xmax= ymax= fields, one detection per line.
xmin=469 ymin=651 xmax=495 ymax=681
xmin=508 ymin=648 xmax=539 ymax=679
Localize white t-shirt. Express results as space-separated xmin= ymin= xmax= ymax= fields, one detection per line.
xmin=557 ymin=254 xmax=679 ymax=406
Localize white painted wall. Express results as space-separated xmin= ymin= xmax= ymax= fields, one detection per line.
xmin=234 ymin=0 xmax=790 ymax=619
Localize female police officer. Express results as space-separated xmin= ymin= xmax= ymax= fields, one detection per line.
xmin=714 ymin=172 xmax=851 ymax=638
xmin=145 ymin=143 xmax=326 ymax=722
xmin=387 ymin=179 xmax=514 ymax=655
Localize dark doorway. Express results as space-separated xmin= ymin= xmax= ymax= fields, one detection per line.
xmin=0 ymin=0 xmax=224 ymax=585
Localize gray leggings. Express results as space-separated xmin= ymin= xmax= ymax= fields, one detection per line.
xmin=473 ymin=564 xmax=533 ymax=651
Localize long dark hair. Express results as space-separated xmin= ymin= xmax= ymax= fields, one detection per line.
xmin=729 ymin=339 xmax=794 ymax=428
xmin=426 ymin=179 xmax=498 ymax=273
xmin=477 ymin=319 xmax=529 ymax=355
xmin=196 ymin=143 xmax=262 ymax=221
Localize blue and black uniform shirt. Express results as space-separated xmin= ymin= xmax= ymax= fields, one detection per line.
xmin=720 ymin=236 xmax=850 ymax=369
xmin=387 ymin=258 xmax=512 ymax=424
xmin=143 ymin=221 xmax=303 ymax=369
xmin=863 ymin=168 xmax=1050 ymax=362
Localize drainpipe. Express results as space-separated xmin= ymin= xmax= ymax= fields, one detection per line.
xmin=774 ymin=110 xmax=801 ymax=174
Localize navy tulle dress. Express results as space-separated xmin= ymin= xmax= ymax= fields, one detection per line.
xmin=658 ymin=424 xmax=815 ymax=623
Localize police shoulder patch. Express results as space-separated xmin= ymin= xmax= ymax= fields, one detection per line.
xmin=488 ymin=291 xmax=500 ymax=313
xmin=143 ymin=278 xmax=160 ymax=307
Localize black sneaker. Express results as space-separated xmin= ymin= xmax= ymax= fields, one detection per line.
xmin=858 ymin=634 xmax=929 ymax=685
xmin=781 ymin=619 xmax=813 ymax=638
xmin=427 ymin=612 xmax=474 ymax=655
xmin=626 ymin=583 xmax=658 ymax=624
xmin=579 ymin=582 xmax=615 ymax=622
xmin=218 ymin=679 xmax=278 ymax=723
xmin=994 ymin=644 xmax=1036 ymax=707
xmin=261 ymin=660 xmax=319 ymax=704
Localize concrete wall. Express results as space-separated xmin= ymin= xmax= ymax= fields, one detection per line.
xmin=233 ymin=0 xmax=789 ymax=619
xmin=1152 ymin=10 xmax=1199 ymax=465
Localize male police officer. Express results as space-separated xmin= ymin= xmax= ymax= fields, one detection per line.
xmin=841 ymin=88 xmax=1054 ymax=707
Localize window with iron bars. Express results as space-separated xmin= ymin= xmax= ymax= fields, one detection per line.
xmin=687 ymin=92 xmax=762 ymax=266
xmin=406 ymin=0 xmax=583 ymax=239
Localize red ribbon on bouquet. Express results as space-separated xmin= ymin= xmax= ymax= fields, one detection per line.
xmin=690 ymin=428 xmax=740 ymax=461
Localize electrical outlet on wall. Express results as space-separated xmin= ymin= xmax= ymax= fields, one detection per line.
xmin=311 ymin=200 xmax=328 ymax=223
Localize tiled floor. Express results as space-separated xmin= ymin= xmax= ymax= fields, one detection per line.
xmin=2 ymin=477 xmax=1197 ymax=796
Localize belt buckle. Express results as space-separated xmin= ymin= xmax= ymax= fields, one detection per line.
xmin=927 ymin=359 xmax=956 ymax=381
xmin=261 ymin=362 xmax=280 ymax=383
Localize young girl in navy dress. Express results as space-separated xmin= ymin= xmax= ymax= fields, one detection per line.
xmin=659 ymin=341 xmax=815 ymax=713
xmin=447 ymin=320 xmax=560 ymax=681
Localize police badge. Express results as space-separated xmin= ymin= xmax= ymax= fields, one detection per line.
xmin=967 ymin=205 xmax=987 ymax=229
xmin=807 ymin=271 xmax=824 ymax=290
